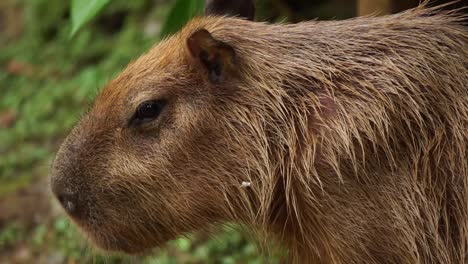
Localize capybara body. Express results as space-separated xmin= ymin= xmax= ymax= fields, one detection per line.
xmin=51 ymin=2 xmax=468 ymax=263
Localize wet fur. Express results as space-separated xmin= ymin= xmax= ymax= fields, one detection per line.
xmin=53 ymin=3 xmax=467 ymax=264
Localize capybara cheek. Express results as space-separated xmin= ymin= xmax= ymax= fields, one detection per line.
xmin=106 ymin=150 xmax=154 ymax=180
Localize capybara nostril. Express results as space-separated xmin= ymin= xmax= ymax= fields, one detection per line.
xmin=51 ymin=176 xmax=84 ymax=219
xmin=56 ymin=192 xmax=78 ymax=216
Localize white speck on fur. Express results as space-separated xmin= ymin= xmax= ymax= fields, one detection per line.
xmin=240 ymin=181 xmax=252 ymax=188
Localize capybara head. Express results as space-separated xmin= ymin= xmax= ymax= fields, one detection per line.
xmin=51 ymin=0 xmax=468 ymax=262
xmin=50 ymin=0 xmax=264 ymax=254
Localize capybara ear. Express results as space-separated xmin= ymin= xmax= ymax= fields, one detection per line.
xmin=205 ymin=0 xmax=255 ymax=21
xmin=187 ymin=29 xmax=236 ymax=83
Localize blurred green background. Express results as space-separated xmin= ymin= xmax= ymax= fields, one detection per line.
xmin=0 ymin=0 xmax=453 ymax=263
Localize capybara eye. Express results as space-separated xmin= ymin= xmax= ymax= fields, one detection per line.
xmin=131 ymin=100 xmax=166 ymax=125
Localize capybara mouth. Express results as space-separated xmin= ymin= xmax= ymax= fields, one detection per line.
xmin=74 ymin=219 xmax=152 ymax=254
xmin=72 ymin=207 xmax=177 ymax=255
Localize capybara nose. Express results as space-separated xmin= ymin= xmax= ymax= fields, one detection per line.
xmin=56 ymin=191 xmax=78 ymax=215
xmin=51 ymin=177 xmax=84 ymax=219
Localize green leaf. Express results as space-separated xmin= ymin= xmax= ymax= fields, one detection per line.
xmin=54 ymin=217 xmax=69 ymax=233
xmin=174 ymin=237 xmax=192 ymax=252
xmin=160 ymin=0 xmax=204 ymax=38
xmin=32 ymin=225 xmax=47 ymax=246
xmin=70 ymin=0 xmax=110 ymax=37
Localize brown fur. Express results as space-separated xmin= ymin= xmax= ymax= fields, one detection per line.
xmin=51 ymin=3 xmax=468 ymax=263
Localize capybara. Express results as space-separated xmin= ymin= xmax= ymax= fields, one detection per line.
xmin=50 ymin=0 xmax=468 ymax=263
